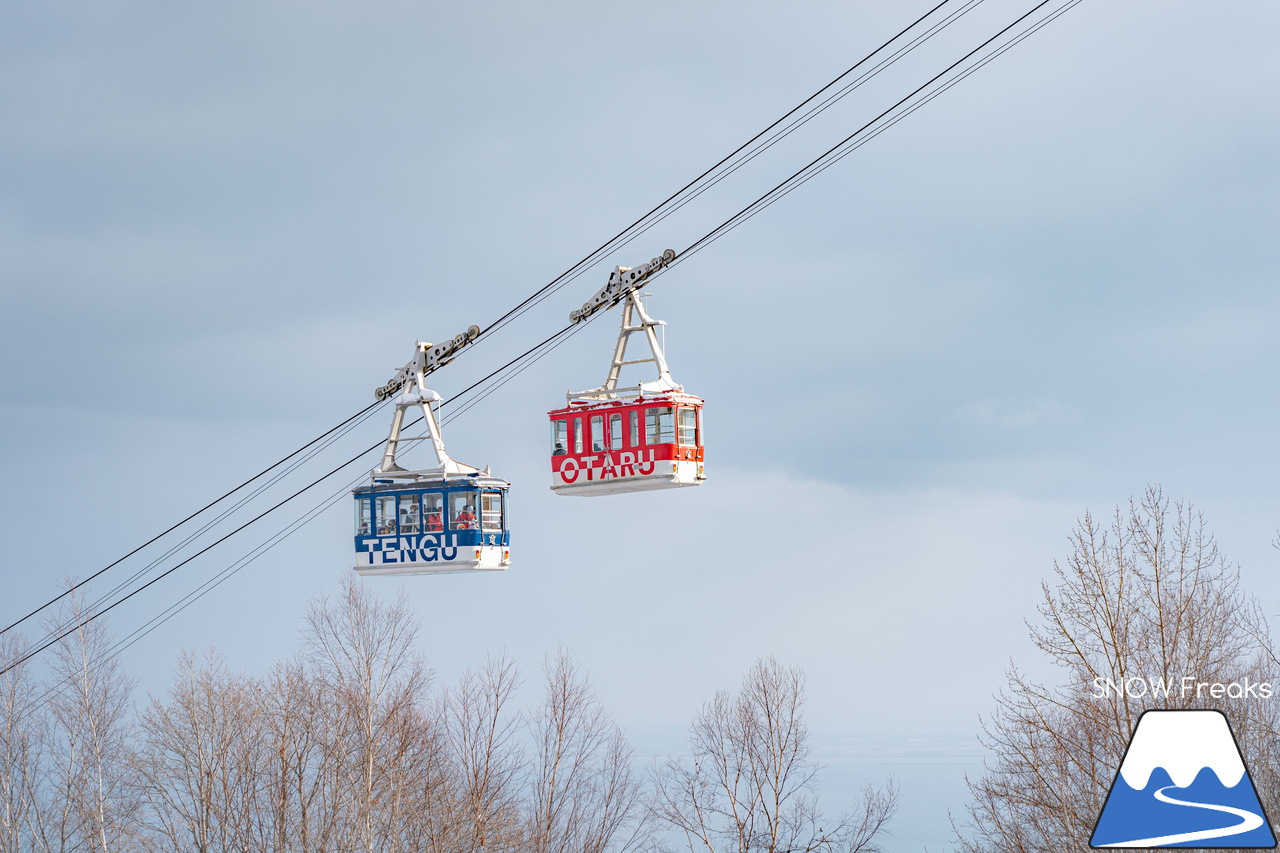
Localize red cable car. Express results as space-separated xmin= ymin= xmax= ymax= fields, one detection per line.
xmin=548 ymin=251 xmax=706 ymax=496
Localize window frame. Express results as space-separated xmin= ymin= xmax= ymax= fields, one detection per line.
xmin=355 ymin=498 xmax=372 ymax=536
xmin=449 ymin=491 xmax=480 ymax=530
xmin=422 ymin=492 xmax=445 ymax=532
xmin=590 ymin=415 xmax=606 ymax=452
xmin=551 ymin=419 xmax=568 ymax=456
xmin=646 ymin=406 xmax=675 ymax=445
xmin=678 ymin=407 xmax=698 ymax=446
xmin=376 ymin=495 xmax=397 ymax=536
xmin=610 ymin=413 xmax=623 ymax=449
xmin=481 ymin=491 xmax=505 ymax=532
xmin=400 ymin=494 xmax=421 ymax=534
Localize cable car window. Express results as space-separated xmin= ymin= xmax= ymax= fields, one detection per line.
xmin=450 ymin=491 xmax=479 ymax=530
xmin=481 ymin=492 xmax=504 ymax=532
xmin=646 ymin=407 xmax=675 ymax=444
xmin=355 ymin=499 xmax=371 ymax=536
xmin=610 ymin=413 xmax=623 ymax=449
xmin=400 ymin=494 xmax=420 ymax=534
xmin=551 ymin=420 xmax=568 ymax=456
xmin=376 ymin=495 xmax=397 ymax=535
xmin=573 ymin=418 xmax=583 ymax=453
xmin=630 ymin=411 xmax=639 ymax=446
xmin=590 ymin=416 xmax=605 ymax=452
xmin=423 ymin=493 xmax=444 ymax=532
xmin=678 ymin=408 xmax=697 ymax=446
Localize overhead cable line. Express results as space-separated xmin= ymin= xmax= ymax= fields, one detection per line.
xmin=49 ymin=317 xmax=600 ymax=684
xmin=0 ymin=0 xmax=979 ymax=647
xmin=673 ymin=0 xmax=1080 ymax=266
xmin=1 ymin=0 xmax=1082 ymax=678
xmin=9 ymin=466 xmax=368 ymax=713
xmin=0 ymin=316 xmax=603 ymax=679
xmin=0 ymin=448 xmax=376 ymax=677
xmin=13 ymin=399 xmax=390 ymax=659
xmin=468 ymin=0 xmax=980 ymax=343
xmin=569 ymin=0 xmax=996 ymax=260
xmin=0 ymin=398 xmax=386 ymax=641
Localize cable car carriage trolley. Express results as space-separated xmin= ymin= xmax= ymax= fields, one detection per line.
xmin=549 ymin=249 xmax=706 ymax=496
xmin=353 ymin=328 xmax=511 ymax=576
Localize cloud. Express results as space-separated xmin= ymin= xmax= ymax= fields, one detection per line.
xmin=947 ymin=398 xmax=1078 ymax=429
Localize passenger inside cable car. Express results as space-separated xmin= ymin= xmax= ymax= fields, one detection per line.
xmin=424 ymin=493 xmax=444 ymax=532
xmin=400 ymin=494 xmax=420 ymax=534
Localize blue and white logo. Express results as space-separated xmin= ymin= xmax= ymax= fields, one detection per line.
xmin=1091 ymin=710 xmax=1275 ymax=848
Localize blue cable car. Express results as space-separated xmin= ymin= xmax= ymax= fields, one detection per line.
xmin=353 ymin=477 xmax=510 ymax=576
xmin=354 ymin=333 xmax=511 ymax=576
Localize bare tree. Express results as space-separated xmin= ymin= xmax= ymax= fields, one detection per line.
xmin=653 ymin=656 xmax=898 ymax=853
xmin=134 ymin=650 xmax=260 ymax=853
xmin=302 ymin=576 xmax=432 ymax=853
xmin=252 ymin=659 xmax=347 ymax=853
xmin=954 ymin=486 xmax=1280 ymax=852
xmin=436 ymin=654 xmax=525 ymax=853
xmin=0 ymin=634 xmax=43 ymax=853
xmin=4 ymin=578 xmax=906 ymax=853
xmin=32 ymin=596 xmax=138 ymax=853
xmin=525 ymin=651 xmax=651 ymax=853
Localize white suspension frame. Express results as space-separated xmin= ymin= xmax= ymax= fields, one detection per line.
xmin=566 ymin=251 xmax=682 ymax=402
xmin=568 ymin=287 xmax=682 ymax=402
xmin=373 ymin=332 xmax=483 ymax=479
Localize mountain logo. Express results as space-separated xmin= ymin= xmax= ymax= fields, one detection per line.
xmin=1091 ymin=709 xmax=1276 ymax=848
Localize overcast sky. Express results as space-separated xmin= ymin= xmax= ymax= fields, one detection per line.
xmin=3 ymin=1 xmax=1279 ymax=848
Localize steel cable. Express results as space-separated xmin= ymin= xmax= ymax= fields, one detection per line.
xmin=0 ymin=0 xmax=1083 ymax=678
